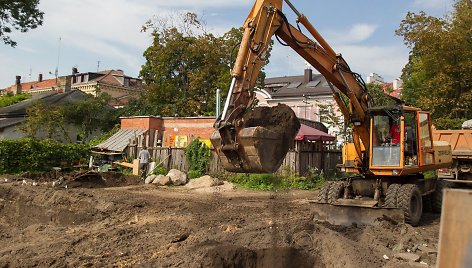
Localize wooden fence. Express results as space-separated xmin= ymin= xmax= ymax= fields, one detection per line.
xmin=128 ymin=144 xmax=341 ymax=176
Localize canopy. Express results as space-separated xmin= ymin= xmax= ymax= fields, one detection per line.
xmin=295 ymin=124 xmax=335 ymax=142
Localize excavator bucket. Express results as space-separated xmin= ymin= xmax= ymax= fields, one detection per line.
xmin=211 ymin=104 xmax=300 ymax=173
xmin=311 ymin=203 xmax=404 ymax=226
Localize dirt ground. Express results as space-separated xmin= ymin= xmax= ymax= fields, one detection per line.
xmin=0 ymin=172 xmax=440 ymax=267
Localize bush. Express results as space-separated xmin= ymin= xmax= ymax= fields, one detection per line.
xmin=185 ymin=139 xmax=211 ymax=179
xmin=0 ymin=138 xmax=90 ymax=174
xmin=0 ymin=93 xmax=31 ymax=108
xmin=152 ymin=165 xmax=168 ymax=176
xmin=227 ymin=169 xmax=324 ymax=191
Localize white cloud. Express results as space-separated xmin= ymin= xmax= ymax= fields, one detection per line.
xmin=327 ymin=24 xmax=378 ymax=44
xmin=265 ymin=42 xmax=408 ymax=82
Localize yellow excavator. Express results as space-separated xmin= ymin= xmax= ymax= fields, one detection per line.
xmin=210 ymin=0 xmax=452 ymax=226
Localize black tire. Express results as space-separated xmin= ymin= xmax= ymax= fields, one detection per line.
xmin=422 ymin=194 xmax=432 ymax=213
xmin=398 ymin=184 xmax=423 ymax=226
xmin=431 ymin=180 xmax=453 ymax=213
xmin=383 ymin=184 xmax=401 ymax=208
xmin=327 ymin=182 xmax=344 ymax=204
xmin=317 ymin=182 xmax=332 ymax=203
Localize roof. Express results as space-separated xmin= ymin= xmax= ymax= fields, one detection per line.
xmin=0 ymin=117 xmax=25 ymax=129
xmin=0 ymin=90 xmax=89 ymax=129
xmin=0 ymin=90 xmax=88 ymax=117
xmin=295 ymin=124 xmax=335 ymax=142
xmin=74 ymin=70 xmax=142 ymax=88
xmin=93 ymin=128 xmax=147 ymax=153
xmin=20 ymin=78 xmax=57 ymax=91
xmin=264 ymin=73 xmax=337 ymax=98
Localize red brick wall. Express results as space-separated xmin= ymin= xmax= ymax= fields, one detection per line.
xmin=120 ymin=116 xmax=216 ymax=147
xmin=120 ymin=117 xmax=163 ymax=131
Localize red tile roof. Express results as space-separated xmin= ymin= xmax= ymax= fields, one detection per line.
xmin=20 ymin=78 xmax=57 ymax=91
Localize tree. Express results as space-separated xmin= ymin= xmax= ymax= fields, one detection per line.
xmin=126 ymin=12 xmax=272 ymax=117
xmin=21 ymin=92 xmax=119 ymax=142
xmin=20 ymin=100 xmax=70 ymax=141
xmin=61 ymin=92 xmax=118 ymax=141
xmin=0 ymin=0 xmax=44 ymax=47
xmin=367 ymin=83 xmax=398 ymax=107
xmin=396 ymin=0 xmax=472 ymax=129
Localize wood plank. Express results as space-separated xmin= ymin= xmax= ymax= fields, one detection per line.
xmin=437 ymin=189 xmax=472 ymax=268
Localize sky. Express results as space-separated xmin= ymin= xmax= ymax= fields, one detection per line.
xmin=0 ymin=0 xmax=455 ymax=89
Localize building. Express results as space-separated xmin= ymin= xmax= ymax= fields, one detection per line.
xmin=366 ymin=73 xmax=385 ymax=85
xmin=255 ymin=69 xmax=344 ymax=143
xmin=2 ymin=68 xmax=144 ymax=108
xmin=0 ymin=90 xmax=90 ymax=141
xmin=3 ymin=75 xmax=71 ymax=95
xmin=70 ymin=68 xmax=143 ymax=103
xmin=367 ymin=73 xmax=403 ymax=99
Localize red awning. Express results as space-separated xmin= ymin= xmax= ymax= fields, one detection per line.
xmin=295 ymin=124 xmax=335 ymax=142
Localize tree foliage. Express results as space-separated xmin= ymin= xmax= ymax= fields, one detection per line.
xmin=124 ymin=12 xmax=271 ymax=117
xmin=367 ymin=83 xmax=398 ymax=107
xmin=21 ymin=92 xmax=119 ymax=142
xmin=0 ymin=0 xmax=44 ymax=47
xmin=185 ymin=138 xmax=211 ymax=179
xmin=20 ymin=100 xmax=70 ymax=141
xmin=0 ymin=92 xmax=31 ymax=107
xmin=396 ymin=0 xmax=472 ymax=129
xmin=61 ymin=92 xmax=118 ymax=141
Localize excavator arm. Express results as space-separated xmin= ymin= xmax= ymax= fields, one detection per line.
xmin=211 ymin=0 xmax=372 ymax=173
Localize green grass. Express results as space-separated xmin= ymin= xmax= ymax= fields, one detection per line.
xmin=226 ymin=167 xmax=326 ymax=191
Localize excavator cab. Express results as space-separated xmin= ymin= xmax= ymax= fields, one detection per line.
xmin=342 ymin=106 xmax=450 ymax=176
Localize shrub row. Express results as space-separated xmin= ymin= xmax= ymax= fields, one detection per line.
xmin=0 ymin=138 xmax=90 ymax=174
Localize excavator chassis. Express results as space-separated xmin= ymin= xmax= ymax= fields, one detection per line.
xmin=314 ymin=176 xmax=437 ymax=226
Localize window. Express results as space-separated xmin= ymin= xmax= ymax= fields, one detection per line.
xmin=418 ymin=112 xmax=433 ymax=165
xmin=371 ymin=114 xmax=401 ymax=167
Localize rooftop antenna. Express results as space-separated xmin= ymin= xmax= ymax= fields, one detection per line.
xmin=55 ymin=37 xmax=62 ymax=82
xmin=97 ymin=60 xmax=101 ymax=72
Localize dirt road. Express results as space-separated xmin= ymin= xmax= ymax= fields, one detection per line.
xmin=0 ymin=173 xmax=440 ymax=267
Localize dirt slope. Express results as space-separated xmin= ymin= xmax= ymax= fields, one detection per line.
xmin=0 ymin=174 xmax=440 ymax=267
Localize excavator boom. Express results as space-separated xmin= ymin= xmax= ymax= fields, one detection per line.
xmin=211 ymin=0 xmax=371 ymax=173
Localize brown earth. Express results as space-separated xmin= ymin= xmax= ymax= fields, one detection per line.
xmin=0 ymin=173 xmax=440 ymax=267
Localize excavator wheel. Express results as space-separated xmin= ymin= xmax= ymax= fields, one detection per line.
xmin=383 ymin=184 xmax=401 ymax=208
xmin=422 ymin=195 xmax=433 ymax=213
xmin=317 ymin=182 xmax=331 ymax=203
xmin=327 ymin=182 xmax=344 ymax=204
xmin=431 ymin=179 xmax=454 ymax=213
xmin=398 ymin=184 xmax=423 ymax=226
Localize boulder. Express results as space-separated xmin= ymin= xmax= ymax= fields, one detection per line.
xmin=145 ymin=175 xmax=157 ymax=184
xmin=167 ymin=169 xmax=187 ymax=186
xmin=153 ymin=175 xmax=172 ymax=186
xmin=185 ymin=175 xmax=224 ymax=189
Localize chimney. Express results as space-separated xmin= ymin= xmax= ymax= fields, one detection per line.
xmin=72 ymin=67 xmax=78 ymax=83
xmin=14 ymin=76 xmax=22 ymax=95
xmin=38 ymin=73 xmax=43 ymax=82
xmin=304 ymin=68 xmax=312 ymax=83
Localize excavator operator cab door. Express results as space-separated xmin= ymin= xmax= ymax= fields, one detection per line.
xmin=370 ymin=112 xmax=404 ymax=170
xmin=370 ymin=111 xmax=405 ymax=175
xmin=416 ymin=111 xmax=435 ymax=166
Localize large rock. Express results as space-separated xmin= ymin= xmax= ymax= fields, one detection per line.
xmin=167 ymin=169 xmax=187 ymax=186
xmin=145 ymin=175 xmax=157 ymax=184
xmin=185 ymin=175 xmax=223 ymax=189
xmin=153 ymin=175 xmax=172 ymax=186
